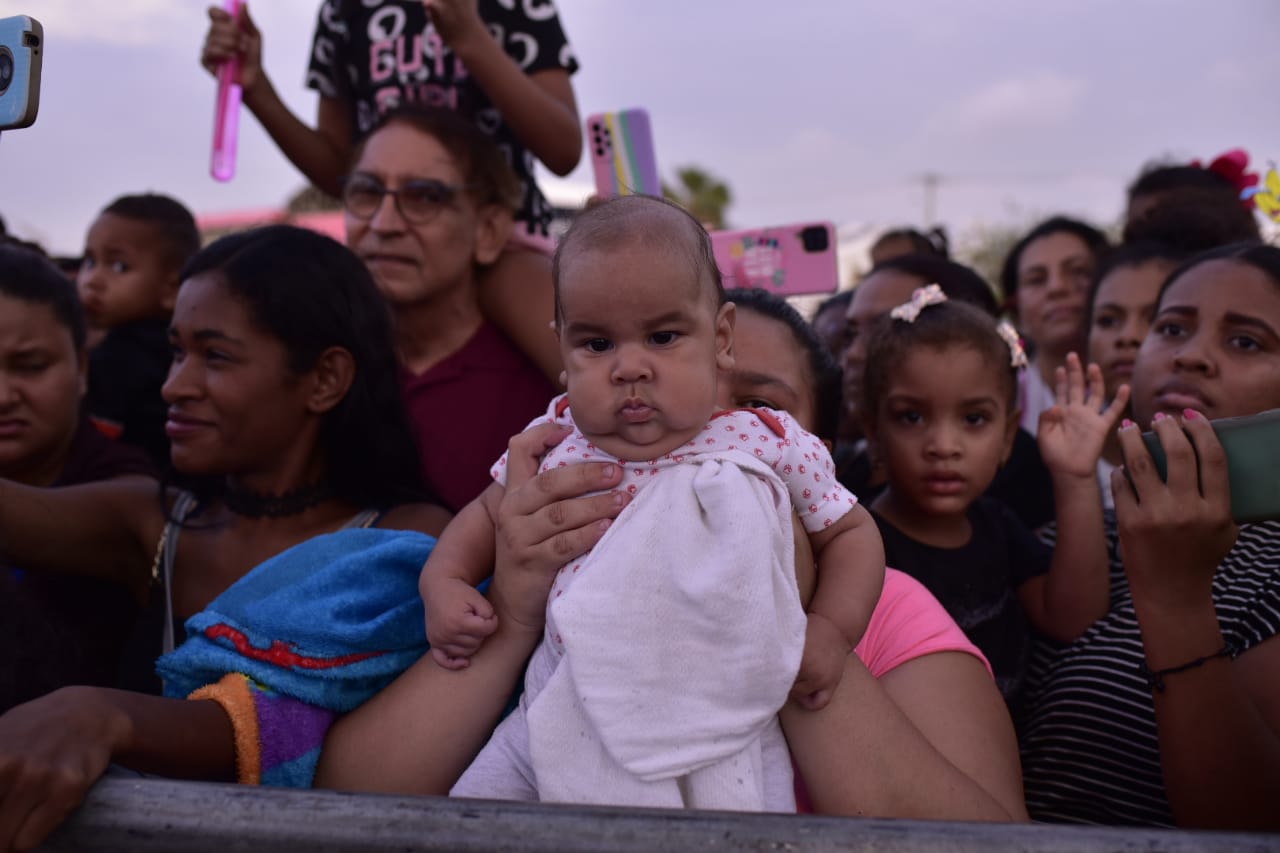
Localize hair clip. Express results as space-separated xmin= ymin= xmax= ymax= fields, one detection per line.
xmin=996 ymin=320 xmax=1029 ymax=370
xmin=1242 ymin=162 xmax=1280 ymax=222
xmin=889 ymin=283 xmax=946 ymax=323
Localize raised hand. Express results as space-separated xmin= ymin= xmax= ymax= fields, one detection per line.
xmin=422 ymin=0 xmax=487 ymax=52
xmin=199 ymin=3 xmax=264 ymax=94
xmin=1038 ymin=352 xmax=1131 ymax=480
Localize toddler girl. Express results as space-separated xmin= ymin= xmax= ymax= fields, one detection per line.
xmin=859 ymin=285 xmax=1126 ymax=705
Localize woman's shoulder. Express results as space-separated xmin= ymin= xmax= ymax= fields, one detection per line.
xmin=1227 ymin=520 xmax=1280 ymax=568
xmin=1214 ymin=520 xmax=1280 ymax=648
xmin=375 ymin=502 xmax=453 ymax=538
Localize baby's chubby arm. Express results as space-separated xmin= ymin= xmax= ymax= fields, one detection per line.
xmin=791 ymin=504 xmax=886 ymax=710
xmin=419 ymin=484 xmax=506 ymax=670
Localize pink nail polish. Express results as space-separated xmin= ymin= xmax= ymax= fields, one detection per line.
xmin=1153 ymin=412 xmax=1168 ymax=422
xmin=1183 ymin=408 xmax=1200 ymax=420
xmin=1121 ymin=418 xmax=1134 ymax=429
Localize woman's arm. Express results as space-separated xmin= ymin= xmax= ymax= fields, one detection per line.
xmin=426 ymin=0 xmax=582 ymax=175
xmin=0 ymin=478 xmax=159 ymax=590
xmin=1115 ymin=413 xmax=1280 ymax=831
xmin=316 ymin=424 xmax=628 ymax=793
xmin=378 ymin=501 xmax=454 ymax=538
xmin=0 ymin=688 xmax=234 ymax=852
xmin=314 ymin=611 xmax=539 ymax=794
xmin=782 ymin=651 xmax=1026 ymax=821
xmin=477 ymin=253 xmax=563 ymax=387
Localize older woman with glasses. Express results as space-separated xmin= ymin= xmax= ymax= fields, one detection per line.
xmin=341 ymin=108 xmax=558 ymax=512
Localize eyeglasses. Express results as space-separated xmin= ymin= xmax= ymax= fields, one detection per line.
xmin=340 ymin=174 xmax=481 ymax=224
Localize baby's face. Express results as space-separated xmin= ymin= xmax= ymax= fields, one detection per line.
xmin=557 ymin=244 xmax=733 ymax=461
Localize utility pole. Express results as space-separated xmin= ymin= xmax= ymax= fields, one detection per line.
xmin=921 ymin=172 xmax=941 ymax=227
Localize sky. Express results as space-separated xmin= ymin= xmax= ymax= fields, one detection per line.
xmin=1 ymin=0 xmax=1278 ymax=259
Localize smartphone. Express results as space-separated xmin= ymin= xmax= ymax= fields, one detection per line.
xmin=586 ymin=108 xmax=661 ymax=198
xmin=210 ymin=0 xmax=243 ymax=181
xmin=1139 ymin=408 xmax=1280 ymax=524
xmin=0 ymin=15 xmax=42 ymax=131
xmin=710 ymin=222 xmax=839 ymax=296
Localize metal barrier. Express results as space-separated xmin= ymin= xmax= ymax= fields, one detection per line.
xmin=35 ymin=777 xmax=1280 ymax=852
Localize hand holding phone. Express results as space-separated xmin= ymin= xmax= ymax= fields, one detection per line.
xmin=1137 ymin=408 xmax=1280 ymax=523
xmin=711 ymin=222 xmax=839 ymax=296
xmin=0 ymin=15 xmax=42 ymax=132
xmin=210 ymin=0 xmax=243 ymax=182
xmin=587 ymin=108 xmax=661 ymax=198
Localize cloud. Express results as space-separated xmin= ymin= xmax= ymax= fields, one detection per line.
xmin=926 ymin=71 xmax=1087 ymax=139
xmin=23 ymin=0 xmax=193 ymax=46
xmin=779 ymin=127 xmax=845 ymax=162
xmin=1206 ymin=58 xmax=1253 ymax=89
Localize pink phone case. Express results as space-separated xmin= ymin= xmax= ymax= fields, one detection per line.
xmin=710 ymin=223 xmax=839 ymax=296
xmin=587 ymin=108 xmax=661 ymax=198
xmin=210 ymin=0 xmax=243 ymax=182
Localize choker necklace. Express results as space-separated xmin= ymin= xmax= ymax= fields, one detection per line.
xmin=222 ymin=482 xmax=333 ymax=519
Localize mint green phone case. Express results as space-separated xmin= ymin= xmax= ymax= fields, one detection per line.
xmin=1140 ymin=408 xmax=1280 ymax=524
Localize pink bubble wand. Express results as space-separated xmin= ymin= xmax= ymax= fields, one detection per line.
xmin=210 ymin=0 xmax=243 ymax=181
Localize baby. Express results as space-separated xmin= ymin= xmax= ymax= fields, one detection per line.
xmin=423 ymin=195 xmax=884 ymax=810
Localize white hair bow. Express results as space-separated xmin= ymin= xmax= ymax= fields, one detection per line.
xmin=889 ymin=283 xmax=946 ymax=323
xmin=997 ymin=321 xmax=1029 ymax=370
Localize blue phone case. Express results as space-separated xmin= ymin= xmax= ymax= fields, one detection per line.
xmin=0 ymin=16 xmax=42 ymax=130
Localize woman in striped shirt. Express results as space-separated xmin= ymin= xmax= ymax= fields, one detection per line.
xmin=1020 ymin=242 xmax=1280 ymax=829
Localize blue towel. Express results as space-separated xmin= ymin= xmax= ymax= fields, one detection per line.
xmin=157 ymin=528 xmax=435 ymax=712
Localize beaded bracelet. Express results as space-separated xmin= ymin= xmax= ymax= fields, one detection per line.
xmin=1138 ymin=642 xmax=1239 ymax=692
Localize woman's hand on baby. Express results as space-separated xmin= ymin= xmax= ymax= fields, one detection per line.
xmin=425 ymin=579 xmax=498 ymax=670
xmin=200 ymin=4 xmax=264 ymax=94
xmin=790 ymin=613 xmax=851 ymax=711
xmin=1038 ymin=352 xmax=1130 ymax=479
xmin=1112 ymin=411 xmax=1238 ymax=612
xmin=0 ymin=688 xmax=128 ymax=853
xmin=489 ymin=424 xmax=629 ymax=634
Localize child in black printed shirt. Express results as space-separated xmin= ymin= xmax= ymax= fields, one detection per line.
xmin=200 ymin=0 xmax=583 ymax=386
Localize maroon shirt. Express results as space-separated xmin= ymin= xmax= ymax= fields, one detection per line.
xmin=400 ymin=322 xmax=556 ymax=512
xmin=2 ymin=419 xmax=159 ymax=711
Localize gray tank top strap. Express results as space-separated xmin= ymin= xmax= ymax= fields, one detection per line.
xmin=159 ymin=492 xmax=199 ymax=656
xmin=158 ymin=502 xmax=380 ymax=655
xmin=343 ymin=508 xmax=381 ymax=530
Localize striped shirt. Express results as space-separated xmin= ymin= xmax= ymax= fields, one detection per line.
xmin=1020 ymin=518 xmax=1280 ymax=826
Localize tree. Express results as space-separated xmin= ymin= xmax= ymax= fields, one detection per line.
xmin=663 ymin=166 xmax=733 ymax=230
xmin=953 ymin=220 xmax=1029 ymax=304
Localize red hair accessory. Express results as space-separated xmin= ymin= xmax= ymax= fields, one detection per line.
xmin=1190 ymin=148 xmax=1260 ymax=209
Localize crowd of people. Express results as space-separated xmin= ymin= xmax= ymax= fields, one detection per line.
xmin=0 ymin=0 xmax=1278 ymax=848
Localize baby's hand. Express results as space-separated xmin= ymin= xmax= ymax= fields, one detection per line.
xmin=789 ymin=613 xmax=851 ymax=711
xmin=424 ymin=577 xmax=498 ymax=670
